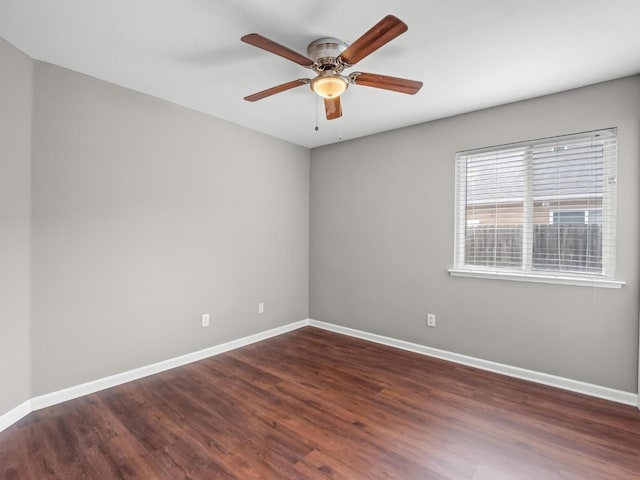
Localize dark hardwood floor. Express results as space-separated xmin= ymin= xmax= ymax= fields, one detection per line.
xmin=1 ymin=326 xmax=639 ymax=479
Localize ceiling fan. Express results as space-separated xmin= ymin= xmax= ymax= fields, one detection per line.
xmin=241 ymin=15 xmax=423 ymax=121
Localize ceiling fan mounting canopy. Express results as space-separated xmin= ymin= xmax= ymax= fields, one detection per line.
xmin=306 ymin=37 xmax=349 ymax=71
xmin=241 ymin=15 xmax=423 ymax=121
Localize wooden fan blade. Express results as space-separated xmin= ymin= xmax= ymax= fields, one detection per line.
xmin=351 ymin=72 xmax=423 ymax=94
xmin=244 ymin=79 xmax=309 ymax=102
xmin=241 ymin=33 xmax=314 ymax=67
xmin=339 ymin=15 xmax=408 ymax=66
xmin=324 ymin=97 xmax=342 ymax=120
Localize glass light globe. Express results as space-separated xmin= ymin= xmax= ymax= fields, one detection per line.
xmin=310 ymin=74 xmax=348 ymax=98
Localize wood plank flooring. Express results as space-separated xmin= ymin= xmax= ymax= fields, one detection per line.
xmin=1 ymin=326 xmax=639 ymax=479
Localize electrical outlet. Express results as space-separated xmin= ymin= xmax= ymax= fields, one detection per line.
xmin=202 ymin=313 xmax=210 ymax=327
xmin=258 ymin=302 xmax=264 ymax=314
xmin=427 ymin=313 xmax=436 ymax=327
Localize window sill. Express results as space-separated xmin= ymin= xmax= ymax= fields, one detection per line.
xmin=448 ymin=269 xmax=625 ymax=289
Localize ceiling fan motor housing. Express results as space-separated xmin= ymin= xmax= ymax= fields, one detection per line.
xmin=307 ymin=37 xmax=349 ymax=71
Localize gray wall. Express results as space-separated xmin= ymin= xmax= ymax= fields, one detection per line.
xmin=0 ymin=39 xmax=32 ymax=413
xmin=310 ymin=76 xmax=640 ymax=393
xmin=30 ymin=62 xmax=309 ymax=396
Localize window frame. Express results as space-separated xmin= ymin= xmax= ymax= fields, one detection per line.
xmin=449 ymin=129 xmax=624 ymax=289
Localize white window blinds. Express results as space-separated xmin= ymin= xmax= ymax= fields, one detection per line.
xmin=454 ymin=129 xmax=617 ymax=279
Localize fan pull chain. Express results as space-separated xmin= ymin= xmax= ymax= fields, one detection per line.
xmin=314 ymin=96 xmax=319 ymax=131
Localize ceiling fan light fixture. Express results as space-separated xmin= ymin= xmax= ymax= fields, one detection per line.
xmin=310 ymin=74 xmax=348 ymax=98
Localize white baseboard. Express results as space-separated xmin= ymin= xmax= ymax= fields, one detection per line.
xmin=31 ymin=319 xmax=308 ymax=411
xmin=0 ymin=319 xmax=307 ymax=432
xmin=1 ymin=317 xmax=637 ymax=434
xmin=308 ymin=319 xmax=638 ymax=407
xmin=0 ymin=400 xmax=31 ymax=433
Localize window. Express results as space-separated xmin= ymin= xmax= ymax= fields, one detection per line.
xmin=451 ymin=129 xmax=621 ymax=287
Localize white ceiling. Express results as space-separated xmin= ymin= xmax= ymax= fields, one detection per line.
xmin=2 ymin=0 xmax=640 ymax=148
